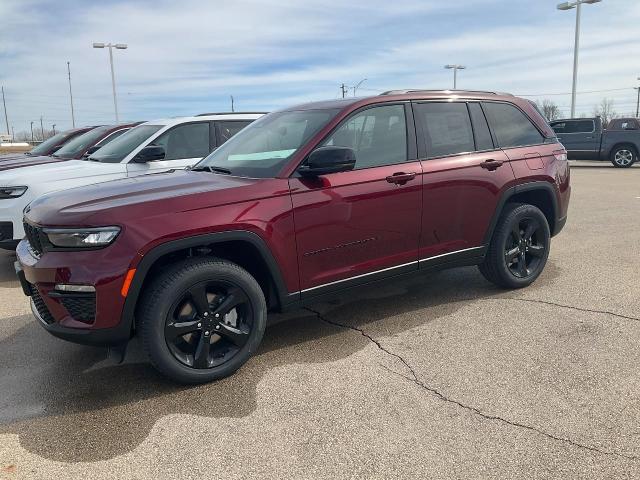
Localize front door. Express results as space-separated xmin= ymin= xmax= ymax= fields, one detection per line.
xmin=288 ymin=103 xmax=423 ymax=295
xmin=550 ymin=119 xmax=598 ymax=159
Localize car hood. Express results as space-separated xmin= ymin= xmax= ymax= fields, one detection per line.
xmin=0 ymin=160 xmax=114 ymax=185
xmin=25 ymin=169 xmax=262 ymax=227
xmin=0 ymin=155 xmax=66 ymax=171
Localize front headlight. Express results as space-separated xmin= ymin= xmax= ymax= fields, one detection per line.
xmin=43 ymin=226 xmax=121 ymax=248
xmin=0 ymin=186 xmax=28 ymax=198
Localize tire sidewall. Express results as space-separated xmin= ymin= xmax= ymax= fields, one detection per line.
xmin=139 ymin=258 xmax=267 ymax=384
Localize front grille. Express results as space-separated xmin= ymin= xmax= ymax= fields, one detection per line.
xmin=0 ymin=222 xmax=13 ymax=241
xmin=23 ymin=222 xmax=44 ymax=256
xmin=61 ymin=295 xmax=96 ymax=324
xmin=29 ymin=284 xmax=54 ymax=324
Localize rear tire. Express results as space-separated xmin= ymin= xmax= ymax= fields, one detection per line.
xmin=479 ymin=203 xmax=550 ymax=289
xmin=611 ymin=146 xmax=636 ymax=168
xmin=138 ymin=257 xmax=267 ymax=384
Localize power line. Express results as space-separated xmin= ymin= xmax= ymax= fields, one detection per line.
xmin=518 ymin=86 xmax=634 ymax=97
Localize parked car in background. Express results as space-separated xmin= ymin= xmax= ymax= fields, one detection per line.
xmin=0 ymin=127 xmax=99 ymax=161
xmin=549 ymin=116 xmax=640 ymax=167
xmin=0 ymin=113 xmax=263 ymax=248
xmin=0 ymin=122 xmax=142 ymax=172
xmin=14 ymin=90 xmax=570 ymax=383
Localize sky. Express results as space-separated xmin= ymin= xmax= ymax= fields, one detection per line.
xmin=1 ymin=0 xmax=639 ymax=135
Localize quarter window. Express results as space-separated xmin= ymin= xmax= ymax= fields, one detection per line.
xmin=152 ymin=122 xmax=210 ymax=160
xmin=483 ymin=102 xmax=544 ymax=148
xmin=323 ymin=104 xmax=407 ymax=169
xmin=415 ymin=102 xmax=475 ymax=158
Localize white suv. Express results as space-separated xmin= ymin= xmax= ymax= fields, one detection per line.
xmin=0 ymin=113 xmax=264 ymax=247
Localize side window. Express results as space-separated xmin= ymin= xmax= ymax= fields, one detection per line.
xmin=95 ymin=129 xmax=128 ymax=147
xmin=152 ymin=122 xmax=210 ymax=160
xmin=215 ymin=120 xmax=252 ymax=145
xmin=468 ymin=103 xmax=494 ymax=151
xmin=483 ymin=102 xmax=544 ymax=148
xmin=415 ymin=102 xmax=475 ymax=158
xmin=322 ymin=104 xmax=407 ymax=169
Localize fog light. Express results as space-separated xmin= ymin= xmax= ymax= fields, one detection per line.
xmin=54 ymin=284 xmax=96 ymax=293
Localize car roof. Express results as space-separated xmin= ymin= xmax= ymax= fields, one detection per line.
xmin=140 ymin=113 xmax=265 ymax=127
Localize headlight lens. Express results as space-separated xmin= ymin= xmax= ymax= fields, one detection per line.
xmin=43 ymin=227 xmax=121 ymax=248
xmin=0 ymin=186 xmax=28 ymax=198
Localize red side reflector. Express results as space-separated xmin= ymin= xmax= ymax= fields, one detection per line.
xmin=121 ymin=269 xmax=136 ymax=297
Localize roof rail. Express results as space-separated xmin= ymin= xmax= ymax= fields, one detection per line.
xmin=379 ymin=89 xmax=512 ymax=96
xmin=195 ymin=112 xmax=268 ymax=116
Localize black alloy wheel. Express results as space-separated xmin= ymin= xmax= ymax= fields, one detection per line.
xmin=504 ymin=217 xmax=546 ymax=279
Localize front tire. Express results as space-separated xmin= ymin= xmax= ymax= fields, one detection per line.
xmin=611 ymin=146 xmax=636 ymax=168
xmin=138 ymin=257 xmax=267 ymax=384
xmin=479 ymin=203 xmax=550 ymax=289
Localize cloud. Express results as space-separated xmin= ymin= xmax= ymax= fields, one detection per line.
xmin=0 ymin=0 xmax=638 ymax=133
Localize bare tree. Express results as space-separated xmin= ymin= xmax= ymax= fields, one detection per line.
xmin=536 ymin=99 xmax=561 ymax=121
xmin=592 ymin=98 xmax=617 ymax=126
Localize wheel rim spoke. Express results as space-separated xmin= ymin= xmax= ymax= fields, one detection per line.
xmin=216 ymin=323 xmax=249 ymax=347
xmin=165 ymin=319 xmax=201 ymax=340
xmin=188 ymin=284 xmax=210 ymax=316
xmin=505 ymin=246 xmax=520 ymax=263
xmin=213 ymin=287 xmax=248 ymax=316
xmin=518 ymin=252 xmax=528 ymax=276
xmin=528 ymin=245 xmax=544 ymax=257
xmin=193 ymin=332 xmax=211 ymax=368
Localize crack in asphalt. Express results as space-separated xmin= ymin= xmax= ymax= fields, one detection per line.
xmin=499 ymin=298 xmax=640 ymax=323
xmin=303 ymin=305 xmax=639 ymax=462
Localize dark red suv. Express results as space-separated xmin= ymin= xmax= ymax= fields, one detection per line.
xmin=16 ymin=90 xmax=570 ymax=383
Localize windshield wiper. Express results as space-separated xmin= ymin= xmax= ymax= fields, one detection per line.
xmin=191 ymin=165 xmax=232 ymax=175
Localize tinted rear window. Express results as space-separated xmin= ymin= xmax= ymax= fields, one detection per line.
xmin=468 ymin=103 xmax=494 ymax=151
xmin=415 ymin=102 xmax=475 ymax=158
xmin=550 ymin=120 xmax=594 ymax=134
xmin=483 ymin=102 xmax=544 ymax=148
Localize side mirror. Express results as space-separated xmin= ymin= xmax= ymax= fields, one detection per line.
xmin=298 ymin=146 xmax=356 ymax=177
xmin=132 ymin=145 xmax=165 ymax=163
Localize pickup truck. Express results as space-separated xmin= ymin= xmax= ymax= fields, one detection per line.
xmin=549 ymin=116 xmax=640 ymax=167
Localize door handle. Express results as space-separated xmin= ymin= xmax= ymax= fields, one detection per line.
xmin=480 ymin=159 xmax=504 ymax=171
xmin=385 ymin=172 xmax=416 ymax=185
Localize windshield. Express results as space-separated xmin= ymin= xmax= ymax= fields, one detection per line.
xmin=197 ymin=109 xmax=340 ymax=178
xmin=53 ymin=125 xmax=113 ymax=159
xmin=28 ymin=131 xmax=76 ymax=156
xmin=88 ymin=124 xmax=162 ymax=163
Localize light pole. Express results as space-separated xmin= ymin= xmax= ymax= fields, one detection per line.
xmin=557 ymin=0 xmax=602 ymax=118
xmin=52 ymin=124 xmax=56 ymax=135
xmin=444 ymin=65 xmax=466 ymax=89
xmin=634 ymin=77 xmax=640 ymax=118
xmin=92 ymin=42 xmax=128 ymax=122
xmin=30 ymin=121 xmax=34 ymax=143
xmin=67 ymin=61 xmax=76 ymax=128
xmin=353 ymin=78 xmax=367 ymax=96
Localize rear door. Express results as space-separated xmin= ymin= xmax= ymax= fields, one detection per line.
xmin=126 ymin=121 xmax=212 ymax=175
xmin=549 ymin=119 xmax=598 ymax=159
xmin=289 ymin=103 xmax=423 ymax=294
xmin=414 ymin=101 xmax=514 ymax=264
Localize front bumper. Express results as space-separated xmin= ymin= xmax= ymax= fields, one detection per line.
xmin=15 ymin=238 xmax=134 ymax=346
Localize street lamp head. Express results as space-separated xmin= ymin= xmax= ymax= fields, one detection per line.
xmin=114 ymin=44 xmax=128 ymax=50
xmin=445 ymin=64 xmax=466 ymax=70
xmin=582 ymin=0 xmax=602 ymax=4
xmin=92 ymin=42 xmax=105 ymax=48
xmin=557 ymin=2 xmax=575 ymax=10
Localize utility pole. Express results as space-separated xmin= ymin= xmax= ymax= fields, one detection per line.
xmin=40 ymin=116 xmax=44 ymax=140
xmin=67 ymin=61 xmax=76 ymax=128
xmin=11 ymin=126 xmax=14 ymax=142
xmin=230 ymin=95 xmax=235 ymax=112
xmin=52 ymin=124 xmax=56 ymax=135
xmin=635 ymin=77 xmax=640 ymax=118
xmin=30 ymin=121 xmax=34 ymax=143
xmin=1 ymin=86 xmax=8 ymax=135
xmin=340 ymin=83 xmax=348 ymax=98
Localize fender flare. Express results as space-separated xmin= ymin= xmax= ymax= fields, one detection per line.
xmin=482 ymin=181 xmax=560 ymax=246
xmin=120 ymin=230 xmax=297 ymax=331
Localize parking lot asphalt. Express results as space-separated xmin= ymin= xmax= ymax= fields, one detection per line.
xmin=0 ymin=161 xmax=639 ymax=479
